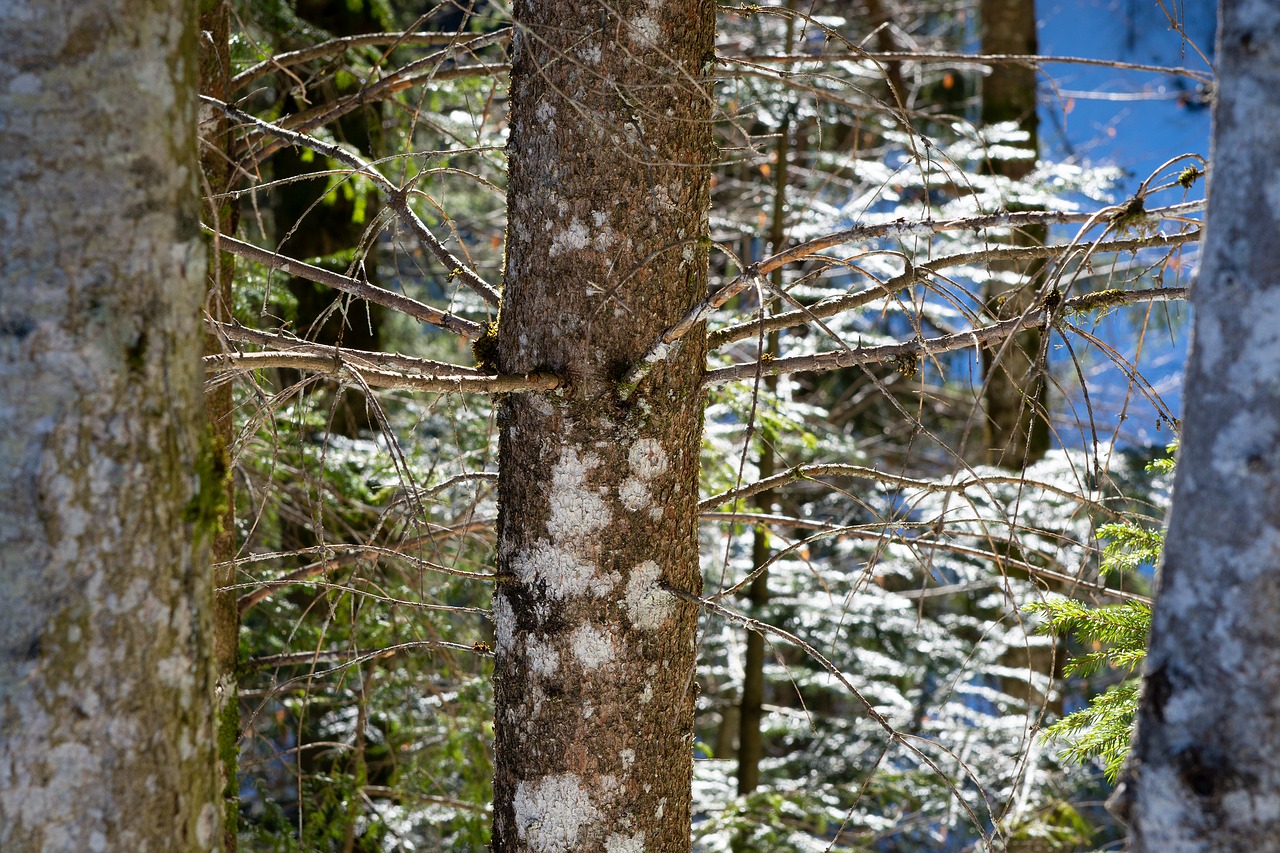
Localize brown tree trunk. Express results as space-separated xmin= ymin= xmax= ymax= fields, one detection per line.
xmin=0 ymin=1 xmax=219 ymax=849
xmin=491 ymin=2 xmax=714 ymax=849
xmin=1109 ymin=2 xmax=1280 ymax=846
xmin=980 ymin=0 xmax=1050 ymax=468
xmin=738 ymin=111 xmax=792 ymax=799
xmin=199 ymin=0 xmax=242 ymax=848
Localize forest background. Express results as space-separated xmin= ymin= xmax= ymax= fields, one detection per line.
xmin=0 ymin=0 xmax=1220 ymax=851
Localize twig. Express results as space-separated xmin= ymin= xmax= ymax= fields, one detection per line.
xmin=725 ymin=51 xmax=1212 ymax=84
xmin=707 ymin=230 xmax=1199 ymax=349
xmin=234 ymin=528 xmax=495 ymax=615
xmin=702 ymin=286 xmax=1186 ymax=386
xmin=207 ymin=231 xmax=484 ymax=337
xmin=207 ymin=350 xmax=561 ymax=395
xmin=621 ymin=202 xmax=1201 ymax=396
xmin=231 ymin=27 xmax=512 ymax=90
xmin=207 ymin=321 xmax=483 ymax=375
xmin=246 ymin=639 xmax=490 ymax=672
xmin=698 ymin=463 xmax=1115 ymax=516
xmin=204 ymin=96 xmax=501 ymax=307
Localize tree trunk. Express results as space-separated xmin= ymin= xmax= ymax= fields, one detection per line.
xmin=1109 ymin=2 xmax=1280 ymax=846
xmin=491 ymin=2 xmax=714 ymax=850
xmin=738 ymin=110 xmax=792 ymax=799
xmin=198 ymin=0 xmax=242 ymax=848
xmin=0 ymin=2 xmax=218 ymax=851
xmin=980 ymin=0 xmax=1050 ymax=468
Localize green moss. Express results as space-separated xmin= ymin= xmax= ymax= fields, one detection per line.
xmin=218 ymin=694 xmax=241 ymax=829
xmin=184 ymin=426 xmax=231 ymax=540
xmin=1108 ymin=196 xmax=1147 ymax=232
xmin=892 ymin=354 xmax=918 ymax=379
xmin=472 ymin=320 xmax=500 ymax=374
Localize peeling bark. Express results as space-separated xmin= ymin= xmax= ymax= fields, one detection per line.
xmin=0 ymin=2 xmax=218 ymax=850
xmin=492 ymin=2 xmax=714 ymax=850
xmin=1114 ymin=1 xmax=1280 ymax=847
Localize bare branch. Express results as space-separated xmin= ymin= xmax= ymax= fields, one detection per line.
xmin=703 ymin=286 xmax=1187 ymax=386
xmin=209 ymin=230 xmax=485 ymax=337
xmin=204 ymin=96 xmax=502 ymax=307
xmin=206 ymin=350 xmax=562 ymax=395
xmin=725 ymin=51 xmax=1213 ymax=84
xmin=208 ymin=321 xmax=483 ymax=375
xmin=233 ymin=529 xmax=495 ymax=615
xmin=621 ymin=202 xmax=1201 ymax=395
xmin=696 ymin=514 xmax=1148 ymax=604
xmin=231 ymin=27 xmax=512 ymax=90
xmin=246 ymin=639 xmax=490 ymax=673
xmin=698 ymin=462 xmax=1119 ymax=517
xmin=707 ymin=230 xmax=1200 ymax=349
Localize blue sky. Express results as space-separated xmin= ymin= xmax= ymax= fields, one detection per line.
xmin=1038 ymin=0 xmax=1213 ymax=450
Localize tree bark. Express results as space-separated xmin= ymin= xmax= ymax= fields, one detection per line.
xmin=0 ymin=2 xmax=218 ymax=851
xmin=491 ymin=2 xmax=714 ymax=850
xmin=1110 ymin=2 xmax=1280 ymax=847
xmin=198 ymin=0 xmax=241 ymax=848
xmin=980 ymin=0 xmax=1050 ymax=468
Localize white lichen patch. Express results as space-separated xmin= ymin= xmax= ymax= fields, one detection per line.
xmin=571 ymin=625 xmax=614 ymax=669
xmin=492 ymin=592 xmax=516 ymax=652
xmin=526 ymin=634 xmax=561 ymax=676
xmin=623 ymin=561 xmax=674 ymax=630
xmin=536 ymin=101 xmax=557 ymax=124
xmin=547 ymin=446 xmax=610 ymax=542
xmin=514 ymin=773 xmax=602 ymax=853
xmin=628 ymin=439 xmax=668 ymax=480
xmin=639 ymin=684 xmax=653 ymax=704
xmin=629 ymin=15 xmax=661 ymax=46
xmin=550 ymin=219 xmax=590 ymax=257
xmin=619 ymin=748 xmax=635 ymax=769
xmin=618 ymin=478 xmax=650 ymax=511
xmin=606 ymin=830 xmax=644 ymax=852
xmin=578 ymin=44 xmax=602 ymax=65
xmin=655 ymin=798 xmax=666 ymax=820
xmin=512 ymin=543 xmax=596 ymax=599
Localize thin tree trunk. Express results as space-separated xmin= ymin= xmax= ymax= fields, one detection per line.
xmin=979 ymin=0 xmax=1050 ymax=468
xmin=1109 ymin=2 xmax=1280 ymax=846
xmin=199 ymin=1 xmax=242 ymax=848
xmin=738 ymin=112 xmax=792 ymax=799
xmin=491 ymin=2 xmax=714 ymax=849
xmin=0 ymin=2 xmax=219 ymax=850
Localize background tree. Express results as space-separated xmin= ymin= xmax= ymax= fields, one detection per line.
xmin=0 ymin=1 xmax=219 ymax=849
xmin=979 ymin=0 xmax=1050 ymax=467
xmin=1112 ymin=1 xmax=1280 ymax=846
xmin=203 ymin=2 xmax=1208 ymax=850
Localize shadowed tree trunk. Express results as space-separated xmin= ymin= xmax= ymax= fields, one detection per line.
xmin=980 ymin=0 xmax=1050 ymax=468
xmin=1109 ymin=2 xmax=1280 ymax=846
xmin=491 ymin=1 xmax=714 ymax=849
xmin=199 ymin=0 xmax=242 ymax=847
xmin=0 ymin=1 xmax=219 ymax=849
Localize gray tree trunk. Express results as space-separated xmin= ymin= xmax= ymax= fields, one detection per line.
xmin=0 ymin=2 xmax=218 ymax=851
xmin=1109 ymin=2 xmax=1280 ymax=847
xmin=491 ymin=1 xmax=714 ymax=850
